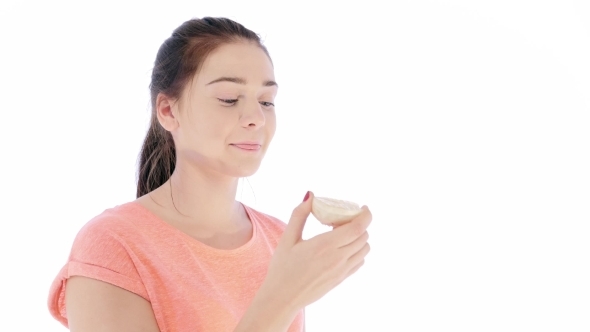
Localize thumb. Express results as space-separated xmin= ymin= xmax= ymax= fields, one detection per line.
xmin=281 ymin=191 xmax=314 ymax=247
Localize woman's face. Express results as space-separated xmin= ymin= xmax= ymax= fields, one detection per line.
xmin=165 ymin=41 xmax=277 ymax=178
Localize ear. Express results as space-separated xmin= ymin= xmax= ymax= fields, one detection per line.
xmin=155 ymin=93 xmax=179 ymax=132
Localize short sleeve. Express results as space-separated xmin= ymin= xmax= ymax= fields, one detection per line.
xmin=47 ymin=215 xmax=149 ymax=327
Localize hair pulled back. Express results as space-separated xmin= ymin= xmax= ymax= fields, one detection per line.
xmin=136 ymin=17 xmax=270 ymax=198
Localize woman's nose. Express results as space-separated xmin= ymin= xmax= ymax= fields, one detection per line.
xmin=240 ymin=100 xmax=266 ymax=128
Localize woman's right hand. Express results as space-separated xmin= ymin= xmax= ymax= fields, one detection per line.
xmin=261 ymin=191 xmax=372 ymax=312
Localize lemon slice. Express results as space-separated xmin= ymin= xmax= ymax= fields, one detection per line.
xmin=311 ymin=197 xmax=362 ymax=226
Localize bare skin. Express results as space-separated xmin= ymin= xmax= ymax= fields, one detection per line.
xmin=65 ymin=41 xmax=371 ymax=332
xmin=135 ymin=190 xmax=253 ymax=250
xmin=66 ymin=276 xmax=160 ymax=332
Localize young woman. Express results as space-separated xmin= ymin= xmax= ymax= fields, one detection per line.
xmin=48 ymin=17 xmax=372 ymax=332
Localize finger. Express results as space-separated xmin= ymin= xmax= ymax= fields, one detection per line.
xmin=339 ymin=230 xmax=369 ymax=257
xmin=311 ymin=205 xmax=372 ymax=248
xmin=345 ymin=259 xmax=365 ymax=279
xmin=347 ymin=242 xmax=370 ymax=268
xmin=280 ymin=191 xmax=314 ymax=247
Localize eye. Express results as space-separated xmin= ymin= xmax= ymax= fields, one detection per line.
xmin=218 ymin=98 xmax=238 ymax=105
xmin=260 ymin=101 xmax=275 ymax=107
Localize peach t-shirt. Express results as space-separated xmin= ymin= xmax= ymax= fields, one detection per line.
xmin=47 ymin=201 xmax=304 ymax=331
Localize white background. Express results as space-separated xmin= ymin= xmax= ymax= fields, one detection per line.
xmin=1 ymin=0 xmax=589 ymax=331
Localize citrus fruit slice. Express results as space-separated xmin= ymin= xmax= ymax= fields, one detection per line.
xmin=311 ymin=196 xmax=363 ymax=226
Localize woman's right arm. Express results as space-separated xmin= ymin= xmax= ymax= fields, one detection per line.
xmin=65 ymin=276 xmax=161 ymax=332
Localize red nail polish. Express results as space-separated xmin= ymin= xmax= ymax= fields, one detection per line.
xmin=303 ymin=191 xmax=310 ymax=202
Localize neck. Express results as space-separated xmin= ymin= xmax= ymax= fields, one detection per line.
xmin=158 ymin=163 xmax=244 ymax=231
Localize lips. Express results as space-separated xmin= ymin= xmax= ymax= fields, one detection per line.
xmin=231 ymin=144 xmax=261 ymax=150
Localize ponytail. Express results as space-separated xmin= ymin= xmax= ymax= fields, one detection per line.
xmin=136 ymin=114 xmax=176 ymax=198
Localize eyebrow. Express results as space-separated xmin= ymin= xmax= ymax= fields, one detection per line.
xmin=206 ymin=76 xmax=278 ymax=88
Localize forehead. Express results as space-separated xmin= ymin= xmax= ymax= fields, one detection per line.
xmin=195 ymin=42 xmax=275 ymax=85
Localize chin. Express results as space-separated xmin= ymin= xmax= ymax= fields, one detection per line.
xmin=227 ymin=163 xmax=262 ymax=178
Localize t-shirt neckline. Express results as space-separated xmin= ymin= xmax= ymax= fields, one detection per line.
xmin=124 ymin=200 xmax=259 ymax=256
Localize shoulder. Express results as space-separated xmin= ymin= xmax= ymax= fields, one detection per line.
xmin=75 ymin=203 xmax=138 ymax=239
xmin=70 ymin=202 xmax=145 ymax=256
xmin=48 ymin=202 xmax=152 ymax=325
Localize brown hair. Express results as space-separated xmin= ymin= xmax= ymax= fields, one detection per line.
xmin=136 ymin=17 xmax=271 ymax=198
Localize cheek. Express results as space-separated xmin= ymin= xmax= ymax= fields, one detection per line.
xmin=267 ymin=113 xmax=277 ymax=136
xmin=190 ymin=111 xmax=234 ymax=144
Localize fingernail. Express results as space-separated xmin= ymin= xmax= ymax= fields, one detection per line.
xmin=303 ymin=191 xmax=310 ymax=202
